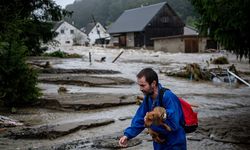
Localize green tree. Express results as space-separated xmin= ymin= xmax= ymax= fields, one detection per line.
xmin=0 ymin=0 xmax=69 ymax=107
xmin=189 ymin=0 xmax=250 ymax=62
xmin=0 ymin=39 xmax=41 ymax=107
xmin=0 ymin=0 xmax=70 ymax=56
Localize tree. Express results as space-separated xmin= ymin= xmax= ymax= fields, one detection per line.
xmin=0 ymin=0 xmax=71 ymax=56
xmin=0 ymin=0 xmax=70 ymax=107
xmin=0 ymin=38 xmax=41 ymax=107
xmin=189 ymin=0 xmax=250 ymax=62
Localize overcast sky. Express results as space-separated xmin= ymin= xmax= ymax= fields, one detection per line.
xmin=53 ymin=0 xmax=74 ymax=8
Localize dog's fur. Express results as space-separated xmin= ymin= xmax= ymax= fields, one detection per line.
xmin=146 ymin=128 xmax=166 ymax=143
xmin=144 ymin=106 xmax=171 ymax=143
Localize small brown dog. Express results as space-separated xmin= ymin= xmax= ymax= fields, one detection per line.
xmin=147 ymin=128 xmax=166 ymax=143
xmin=144 ymin=106 xmax=171 ymax=143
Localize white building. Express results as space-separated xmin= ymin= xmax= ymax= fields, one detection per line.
xmin=85 ymin=22 xmax=110 ymax=45
xmin=53 ymin=21 xmax=89 ymax=46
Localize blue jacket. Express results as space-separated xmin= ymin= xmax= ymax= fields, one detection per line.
xmin=124 ymin=84 xmax=186 ymax=150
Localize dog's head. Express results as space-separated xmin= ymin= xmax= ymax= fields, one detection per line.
xmin=144 ymin=111 xmax=161 ymax=127
xmin=144 ymin=112 xmax=154 ymax=127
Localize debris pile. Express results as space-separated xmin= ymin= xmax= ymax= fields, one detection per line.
xmin=162 ymin=63 xmax=241 ymax=83
xmin=211 ymin=56 xmax=229 ymax=64
xmin=163 ymin=63 xmax=211 ymax=81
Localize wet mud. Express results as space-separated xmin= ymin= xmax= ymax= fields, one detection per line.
xmin=5 ymin=119 xmax=114 ymax=140
xmin=38 ymin=74 xmax=134 ymax=87
xmin=39 ymin=68 xmax=120 ymax=74
xmin=40 ymin=93 xmax=137 ymax=111
xmin=1 ymin=47 xmax=250 ymax=150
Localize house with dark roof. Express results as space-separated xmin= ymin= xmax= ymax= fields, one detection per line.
xmin=108 ymin=2 xmax=184 ymax=48
xmin=152 ymin=26 xmax=218 ymax=53
xmin=85 ymin=22 xmax=110 ymax=45
xmin=52 ymin=20 xmax=89 ymax=46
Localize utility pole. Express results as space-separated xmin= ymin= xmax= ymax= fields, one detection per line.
xmin=91 ymin=15 xmax=102 ymax=45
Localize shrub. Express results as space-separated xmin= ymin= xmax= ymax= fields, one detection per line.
xmin=0 ymin=40 xmax=41 ymax=107
xmin=212 ymin=56 xmax=229 ymax=64
xmin=43 ymin=50 xmax=82 ymax=58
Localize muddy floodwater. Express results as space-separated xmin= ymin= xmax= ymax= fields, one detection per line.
xmin=1 ymin=46 xmax=250 ymax=150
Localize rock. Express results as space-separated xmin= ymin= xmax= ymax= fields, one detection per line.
xmin=40 ymin=68 xmax=120 ymax=74
xmin=93 ymin=137 xmax=141 ymax=149
xmin=38 ymin=74 xmax=134 ymax=87
xmin=7 ymin=119 xmax=115 ymax=139
xmin=118 ymin=116 xmax=133 ymax=121
xmin=0 ymin=115 xmax=24 ymax=128
xmin=57 ymin=86 xmax=68 ymax=94
xmin=40 ymin=93 xmax=137 ymax=111
xmin=48 ymin=132 xmax=142 ymax=150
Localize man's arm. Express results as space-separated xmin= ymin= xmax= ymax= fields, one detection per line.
xmin=119 ymin=96 xmax=148 ymax=147
xmin=123 ymin=99 xmax=148 ymax=139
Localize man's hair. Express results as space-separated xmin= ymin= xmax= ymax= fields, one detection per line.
xmin=137 ymin=68 xmax=158 ymax=85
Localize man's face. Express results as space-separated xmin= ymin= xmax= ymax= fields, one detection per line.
xmin=137 ymin=76 xmax=154 ymax=95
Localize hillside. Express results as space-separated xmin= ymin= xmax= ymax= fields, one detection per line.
xmin=64 ymin=0 xmax=197 ymax=28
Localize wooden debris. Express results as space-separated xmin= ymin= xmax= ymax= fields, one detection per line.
xmin=112 ymin=50 xmax=124 ymax=63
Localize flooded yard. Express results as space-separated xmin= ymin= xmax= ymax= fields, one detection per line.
xmin=1 ymin=46 xmax=250 ymax=150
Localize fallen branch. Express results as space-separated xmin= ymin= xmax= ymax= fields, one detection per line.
xmin=112 ymin=50 xmax=124 ymax=63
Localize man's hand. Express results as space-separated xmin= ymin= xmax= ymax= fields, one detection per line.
xmin=119 ymin=135 xmax=128 ymax=147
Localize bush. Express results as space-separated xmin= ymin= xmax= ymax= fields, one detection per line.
xmin=43 ymin=50 xmax=82 ymax=58
xmin=0 ymin=40 xmax=41 ymax=107
xmin=212 ymin=56 xmax=229 ymax=64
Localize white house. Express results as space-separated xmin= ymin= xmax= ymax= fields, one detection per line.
xmin=85 ymin=22 xmax=110 ymax=45
xmin=53 ymin=20 xmax=89 ymax=46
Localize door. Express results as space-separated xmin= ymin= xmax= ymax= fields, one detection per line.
xmin=119 ymin=35 xmax=126 ymax=47
xmin=185 ymin=38 xmax=198 ymax=53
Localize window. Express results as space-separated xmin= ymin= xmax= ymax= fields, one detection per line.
xmin=70 ymin=30 xmax=74 ymax=34
xmin=60 ymin=29 xmax=64 ymax=34
xmin=160 ymin=16 xmax=170 ymax=23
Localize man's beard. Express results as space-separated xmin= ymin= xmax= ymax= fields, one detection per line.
xmin=142 ymin=86 xmax=154 ymax=96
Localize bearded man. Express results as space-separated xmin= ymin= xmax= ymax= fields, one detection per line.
xmin=119 ymin=68 xmax=186 ymax=150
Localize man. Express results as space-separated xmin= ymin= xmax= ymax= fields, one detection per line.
xmin=119 ymin=68 xmax=186 ymax=150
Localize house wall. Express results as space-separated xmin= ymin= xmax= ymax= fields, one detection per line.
xmin=199 ymin=37 xmax=208 ymax=52
xmin=126 ymin=32 xmax=134 ymax=47
xmin=109 ymin=36 xmax=119 ymax=46
xmin=88 ymin=22 xmax=110 ymax=45
xmin=154 ymin=38 xmax=184 ymax=52
xmin=154 ymin=36 xmax=208 ymax=53
xmin=55 ymin=22 xmax=89 ymax=46
xmin=143 ymin=4 xmax=184 ymax=47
